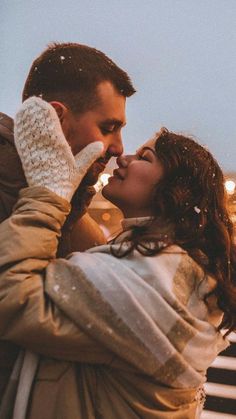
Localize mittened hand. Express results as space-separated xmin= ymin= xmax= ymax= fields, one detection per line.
xmin=14 ymin=97 xmax=104 ymax=202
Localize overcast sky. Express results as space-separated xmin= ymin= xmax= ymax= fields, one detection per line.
xmin=1 ymin=0 xmax=236 ymax=171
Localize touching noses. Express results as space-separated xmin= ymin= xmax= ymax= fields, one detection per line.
xmin=116 ymin=154 xmax=133 ymax=168
xmin=107 ymin=132 xmax=123 ymax=157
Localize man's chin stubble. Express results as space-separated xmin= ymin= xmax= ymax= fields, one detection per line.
xmin=80 ymin=166 xmax=103 ymax=187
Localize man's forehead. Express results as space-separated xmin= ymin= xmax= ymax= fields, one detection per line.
xmin=95 ymin=81 xmax=126 ymax=120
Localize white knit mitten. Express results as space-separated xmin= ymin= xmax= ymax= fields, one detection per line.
xmin=14 ymin=97 xmax=104 ymax=202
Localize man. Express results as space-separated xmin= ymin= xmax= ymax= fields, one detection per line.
xmin=0 ymin=42 xmax=135 ymax=416
xmin=22 ymin=42 xmax=134 ymax=167
xmin=0 ymin=42 xmax=135 ymax=250
xmin=22 ymin=41 xmax=135 ymax=252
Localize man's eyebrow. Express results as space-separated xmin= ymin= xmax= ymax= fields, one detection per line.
xmin=102 ymin=118 xmax=126 ymax=127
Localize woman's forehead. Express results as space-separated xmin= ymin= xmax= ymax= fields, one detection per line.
xmin=136 ymin=138 xmax=156 ymax=154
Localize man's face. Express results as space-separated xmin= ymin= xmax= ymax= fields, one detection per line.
xmin=61 ymin=81 xmax=127 ymax=185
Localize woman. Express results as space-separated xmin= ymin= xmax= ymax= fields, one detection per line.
xmin=0 ymin=97 xmax=235 ymax=419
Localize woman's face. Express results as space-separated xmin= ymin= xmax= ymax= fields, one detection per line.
xmin=102 ymin=139 xmax=164 ymax=218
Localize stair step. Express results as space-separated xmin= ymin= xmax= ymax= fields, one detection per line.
xmin=210 ymin=355 xmax=236 ymax=371
xmin=201 ymin=410 xmax=236 ymax=418
xmin=205 ymin=382 xmax=236 ymax=399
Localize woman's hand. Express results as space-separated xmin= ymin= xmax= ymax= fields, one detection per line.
xmin=14 ymin=96 xmax=104 ymax=202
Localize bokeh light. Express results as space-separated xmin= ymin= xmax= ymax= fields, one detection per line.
xmin=225 ymin=180 xmax=236 ymax=195
xmin=100 ymin=173 xmax=111 ymax=186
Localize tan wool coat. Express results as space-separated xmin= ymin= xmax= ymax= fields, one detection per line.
xmin=0 ymin=187 xmax=228 ymax=419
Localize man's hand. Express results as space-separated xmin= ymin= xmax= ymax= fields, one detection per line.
xmin=14 ymin=97 xmax=104 ymax=202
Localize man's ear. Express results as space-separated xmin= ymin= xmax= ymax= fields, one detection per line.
xmin=49 ymin=101 xmax=68 ymax=123
xmin=49 ymin=101 xmax=71 ymax=142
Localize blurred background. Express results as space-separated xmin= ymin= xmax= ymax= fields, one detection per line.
xmin=1 ymin=0 xmax=236 ymax=168
xmin=1 ymin=2 xmax=236 ymax=416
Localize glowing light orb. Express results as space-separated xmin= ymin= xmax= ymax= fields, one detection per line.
xmin=100 ymin=173 xmax=111 ymax=186
xmin=94 ymin=173 xmax=111 ymax=192
xmin=102 ymin=212 xmax=111 ymax=222
xmin=225 ymin=180 xmax=236 ymax=195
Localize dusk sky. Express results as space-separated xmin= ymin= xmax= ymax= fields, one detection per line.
xmin=1 ymin=0 xmax=236 ymax=171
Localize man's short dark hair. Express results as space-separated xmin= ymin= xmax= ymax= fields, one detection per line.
xmin=23 ymin=42 xmax=136 ymax=114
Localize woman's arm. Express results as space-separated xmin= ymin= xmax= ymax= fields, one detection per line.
xmin=0 ymin=97 xmax=112 ymax=363
xmin=58 ymin=212 xmax=106 ymax=257
xmin=0 ymin=186 xmax=113 ymax=364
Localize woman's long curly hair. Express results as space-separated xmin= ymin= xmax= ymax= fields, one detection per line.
xmin=112 ymin=128 xmax=236 ymax=334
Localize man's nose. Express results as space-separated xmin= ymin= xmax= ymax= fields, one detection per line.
xmin=107 ymin=133 xmax=123 ymax=157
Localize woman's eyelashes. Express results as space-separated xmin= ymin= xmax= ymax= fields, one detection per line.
xmin=137 ymin=152 xmax=150 ymax=161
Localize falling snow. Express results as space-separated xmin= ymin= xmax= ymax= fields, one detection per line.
xmin=194 ymin=206 xmax=201 ymax=214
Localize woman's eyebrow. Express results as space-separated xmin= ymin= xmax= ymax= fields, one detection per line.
xmin=137 ymin=146 xmax=156 ymax=155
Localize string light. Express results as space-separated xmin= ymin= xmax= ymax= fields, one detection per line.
xmin=225 ymin=180 xmax=235 ymax=195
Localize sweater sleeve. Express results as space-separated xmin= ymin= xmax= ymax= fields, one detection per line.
xmin=0 ymin=186 xmax=114 ymax=364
